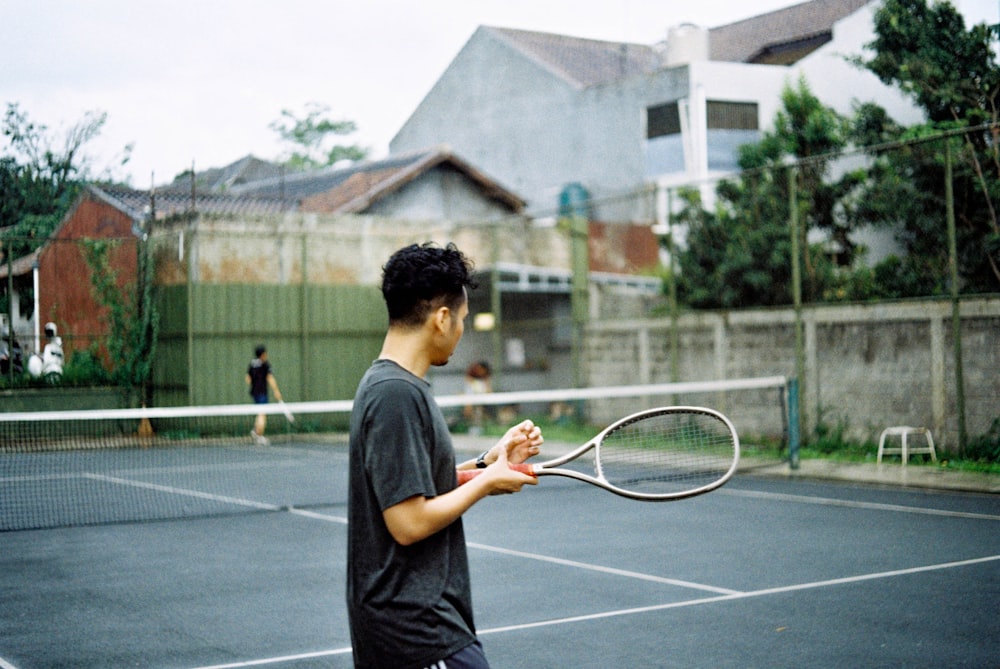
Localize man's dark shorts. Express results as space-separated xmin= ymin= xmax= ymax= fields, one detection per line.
xmin=425 ymin=640 xmax=489 ymax=669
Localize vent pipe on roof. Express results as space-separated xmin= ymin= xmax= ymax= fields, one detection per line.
xmin=662 ymin=23 xmax=709 ymax=66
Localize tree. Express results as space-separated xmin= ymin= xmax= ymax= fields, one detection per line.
xmin=859 ymin=0 xmax=1000 ymax=291
xmin=675 ymin=1 xmax=1000 ymax=307
xmin=1 ymin=103 xmax=112 ymax=260
xmin=842 ymin=105 xmax=957 ymax=297
xmin=675 ymin=78 xmax=862 ymax=307
xmin=269 ymin=102 xmax=369 ymax=170
xmin=672 ymin=184 xmax=794 ymax=308
xmin=81 ymin=237 xmax=158 ymax=407
xmin=2 ymin=104 xmax=150 ymax=398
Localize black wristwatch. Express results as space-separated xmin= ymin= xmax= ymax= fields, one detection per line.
xmin=475 ymin=450 xmax=490 ymax=468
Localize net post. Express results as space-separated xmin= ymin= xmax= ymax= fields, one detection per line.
xmin=787 ymin=377 xmax=800 ymax=470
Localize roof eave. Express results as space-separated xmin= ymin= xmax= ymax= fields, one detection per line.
xmin=336 ymin=147 xmax=525 ymax=215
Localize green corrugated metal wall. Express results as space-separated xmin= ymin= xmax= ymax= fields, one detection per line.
xmin=154 ymin=284 xmax=385 ymax=407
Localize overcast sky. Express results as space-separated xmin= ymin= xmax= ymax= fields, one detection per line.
xmin=3 ymin=0 xmax=993 ymax=187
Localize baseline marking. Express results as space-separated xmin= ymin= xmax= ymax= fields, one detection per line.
xmin=0 ymin=656 xmax=20 ymax=669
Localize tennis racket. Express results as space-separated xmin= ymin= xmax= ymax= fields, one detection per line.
xmin=457 ymin=406 xmax=739 ymax=501
xmin=279 ymin=400 xmax=295 ymax=423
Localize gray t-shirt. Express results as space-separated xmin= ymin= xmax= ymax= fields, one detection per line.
xmin=346 ymin=359 xmax=475 ymax=669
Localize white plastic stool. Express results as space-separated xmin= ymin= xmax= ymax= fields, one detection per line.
xmin=877 ymin=426 xmax=937 ymax=464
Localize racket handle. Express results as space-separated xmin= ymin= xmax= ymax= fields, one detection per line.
xmin=457 ymin=462 xmax=536 ymax=486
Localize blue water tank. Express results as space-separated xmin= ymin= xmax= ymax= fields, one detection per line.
xmin=558 ymin=182 xmax=591 ymax=220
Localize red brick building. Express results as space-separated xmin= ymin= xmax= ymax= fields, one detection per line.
xmin=45 ymin=189 xmax=143 ymax=357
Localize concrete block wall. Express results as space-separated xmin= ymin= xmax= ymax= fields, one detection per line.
xmin=585 ymin=297 xmax=1000 ymax=451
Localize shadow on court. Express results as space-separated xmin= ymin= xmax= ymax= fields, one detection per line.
xmin=1 ymin=440 xmax=999 ymax=668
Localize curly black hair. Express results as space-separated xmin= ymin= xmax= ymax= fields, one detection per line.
xmin=381 ymin=242 xmax=478 ymax=327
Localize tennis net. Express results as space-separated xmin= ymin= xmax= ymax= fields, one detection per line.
xmin=0 ymin=401 xmax=357 ymax=531
xmin=1 ymin=376 xmax=788 ymax=531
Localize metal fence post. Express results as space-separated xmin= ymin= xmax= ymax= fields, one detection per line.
xmin=787 ymin=377 xmax=800 ymax=469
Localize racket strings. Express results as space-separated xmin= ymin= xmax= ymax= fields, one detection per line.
xmin=596 ymin=412 xmax=735 ymax=493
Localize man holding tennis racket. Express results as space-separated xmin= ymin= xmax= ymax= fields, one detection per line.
xmin=347 ymin=242 xmax=542 ymax=669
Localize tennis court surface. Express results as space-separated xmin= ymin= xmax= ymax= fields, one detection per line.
xmin=2 ymin=428 xmax=998 ymax=669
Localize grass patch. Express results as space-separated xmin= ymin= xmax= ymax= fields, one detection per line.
xmin=802 ymin=418 xmax=1000 ymax=474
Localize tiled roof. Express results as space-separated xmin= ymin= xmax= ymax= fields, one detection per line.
xmin=298 ymin=167 xmax=408 ymax=213
xmin=710 ymin=0 xmax=874 ymax=64
xmin=159 ymin=154 xmax=291 ymax=194
xmin=232 ymin=146 xmax=525 ymax=214
xmin=479 ymin=0 xmax=873 ymax=84
xmin=91 ymin=184 xmax=292 ymax=220
xmin=227 ymin=151 xmax=431 ymax=202
xmin=0 ymin=185 xmax=289 ymax=278
xmin=484 ymin=26 xmax=660 ymax=87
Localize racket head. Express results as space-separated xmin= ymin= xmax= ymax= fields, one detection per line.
xmin=280 ymin=401 xmax=295 ymax=423
xmin=587 ymin=406 xmax=739 ymax=501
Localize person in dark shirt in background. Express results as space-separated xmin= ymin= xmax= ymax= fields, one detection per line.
xmin=246 ymin=345 xmax=282 ymax=445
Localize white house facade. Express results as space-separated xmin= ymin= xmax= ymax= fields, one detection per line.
xmin=391 ymin=0 xmax=993 ymax=228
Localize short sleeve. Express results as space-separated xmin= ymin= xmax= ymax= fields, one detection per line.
xmin=362 ymin=380 xmax=437 ymax=511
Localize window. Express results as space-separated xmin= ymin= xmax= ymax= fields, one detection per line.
xmin=645 ymin=100 xmax=760 ymax=176
xmin=706 ymin=101 xmax=758 ymax=172
xmin=647 ymin=102 xmax=680 ymax=139
xmin=706 ymin=101 xmax=758 ymax=131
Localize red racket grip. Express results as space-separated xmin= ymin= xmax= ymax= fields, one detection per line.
xmin=457 ymin=462 xmax=536 ymax=485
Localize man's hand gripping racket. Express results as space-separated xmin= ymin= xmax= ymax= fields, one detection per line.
xmin=458 ymin=406 xmax=739 ymax=501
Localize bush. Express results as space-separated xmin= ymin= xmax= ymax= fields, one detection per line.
xmin=810 ymin=419 xmax=874 ymax=457
xmin=964 ymin=419 xmax=1000 ymax=463
xmin=59 ymin=347 xmax=113 ymax=386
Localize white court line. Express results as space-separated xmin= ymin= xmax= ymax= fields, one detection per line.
xmin=89 ymin=470 xmax=352 ymax=521
xmin=721 ymin=488 xmax=1000 ymax=521
xmin=0 ymin=656 xmax=20 ymax=669
xmin=83 ymin=469 xmax=999 ymax=667
xmin=182 ymin=554 xmax=1000 ymax=669
xmin=287 ymin=507 xmax=347 ymax=523
xmin=82 ymin=473 xmax=281 ymax=512
xmin=187 ymin=648 xmax=352 ymax=669
xmin=479 ymin=553 xmax=1000 ymax=635
xmin=467 ymin=542 xmax=741 ymax=595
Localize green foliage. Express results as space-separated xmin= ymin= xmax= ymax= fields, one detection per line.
xmin=0 ymin=345 xmax=113 ymax=389
xmin=859 ymin=0 xmax=1000 ymax=292
xmin=1 ymin=103 xmax=106 ymax=260
xmin=847 ymin=111 xmax=998 ymax=295
xmin=676 ymin=78 xmax=861 ymax=308
xmin=58 ymin=347 xmax=113 ymax=386
xmin=81 ymin=238 xmax=159 ymax=406
xmin=674 ymin=185 xmax=795 ymax=307
xmin=802 ymin=416 xmax=1000 ymax=471
xmin=965 ymin=418 xmax=1000 ymax=463
xmin=269 ymin=101 xmax=369 ymax=170
xmin=672 ymin=3 xmax=1000 ymax=308
xmin=865 ymin=0 xmax=1000 ymax=126
xmin=810 ymin=419 xmax=874 ymax=457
